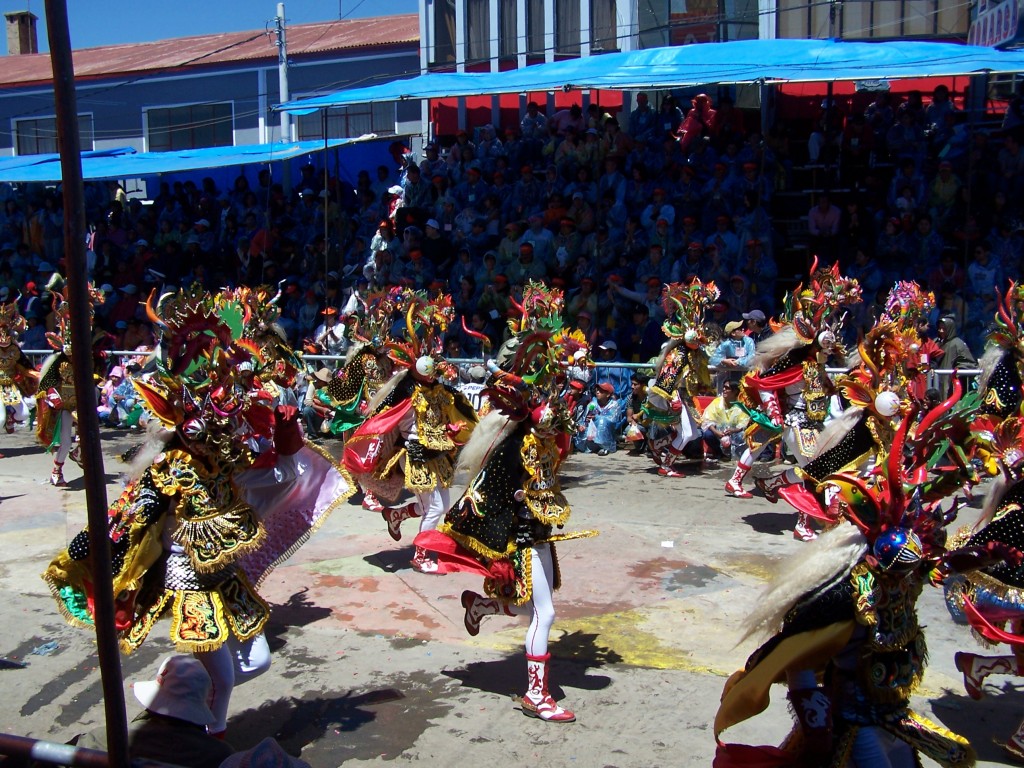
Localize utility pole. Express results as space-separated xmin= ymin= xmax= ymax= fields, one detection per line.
xmin=275 ymin=2 xmax=291 ymax=142
xmin=43 ymin=1 xmax=127 ymax=766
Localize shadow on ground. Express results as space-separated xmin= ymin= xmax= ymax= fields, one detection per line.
xmin=265 ymin=588 xmax=335 ymax=653
xmin=442 ymin=630 xmax=617 ymax=699
xmin=928 ymin=684 xmax=1024 ymax=764
xmin=741 ymin=511 xmax=794 ymax=536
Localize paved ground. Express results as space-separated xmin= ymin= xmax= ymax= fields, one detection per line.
xmin=0 ymin=425 xmax=1019 ymax=767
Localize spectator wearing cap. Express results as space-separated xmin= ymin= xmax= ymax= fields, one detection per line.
xmin=397 ymin=247 xmax=436 ymax=291
xmin=521 ymin=102 xmax=548 ymax=147
xmin=511 ymin=165 xmax=543 ymax=217
xmin=449 ymin=245 xmax=478 ymax=290
xmin=640 ymin=186 xmax=676 ymax=234
xmin=628 ymin=92 xmax=657 ymax=146
xmin=508 ymin=241 xmax=547 ymax=286
xmin=421 ymin=217 xmax=451 ymax=271
xmin=193 ymin=218 xmax=216 ymax=254
xmin=301 ymin=367 xmax=334 ymax=437
xmin=737 ymin=238 xmax=778 ymax=310
xmin=496 ymin=220 xmax=524 ymax=269
xmin=455 ymin=163 xmax=490 ymax=211
xmin=615 ymin=301 xmax=663 ymax=363
xmin=720 ymin=274 xmax=753 ymax=320
xmin=705 ymin=214 xmax=740 ymax=268
xmin=566 ymin=192 xmax=596 ymax=234
xmin=648 ymin=216 xmax=678 ymax=260
xmin=313 ymin=306 xmax=348 ymax=357
xmin=710 ymin=319 xmax=755 ymax=371
xmin=477 ymin=273 xmax=513 ymax=326
xmin=552 ymin=217 xmax=582 ymax=268
xmin=400 ymin=163 xmax=433 ymax=211
xmin=76 ymin=655 xmax=234 ymax=768
xmin=108 ymin=283 xmax=140 ymax=327
xmin=593 ymin=339 xmax=632 ymax=403
xmin=566 ymin=276 xmax=599 ymax=326
xmin=576 ymin=380 xmax=622 ymax=456
xmin=742 ymin=309 xmax=772 ymax=344
xmin=633 ymin=243 xmax=673 ymax=293
xmin=521 ymin=214 xmax=555 ymax=266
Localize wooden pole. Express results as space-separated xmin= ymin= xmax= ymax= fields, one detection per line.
xmin=43 ymin=3 xmax=129 ymax=766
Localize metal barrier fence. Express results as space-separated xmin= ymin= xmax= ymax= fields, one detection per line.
xmin=0 ymin=733 xmax=180 ymax=768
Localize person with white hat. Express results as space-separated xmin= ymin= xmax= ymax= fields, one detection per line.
xmin=76 ymin=656 xmax=235 ymax=768
xmin=220 ymin=737 xmax=310 ymax=768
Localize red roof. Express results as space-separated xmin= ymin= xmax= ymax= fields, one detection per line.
xmin=0 ymin=14 xmax=419 ymax=88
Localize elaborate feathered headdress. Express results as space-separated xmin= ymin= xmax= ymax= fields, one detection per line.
xmin=508 ymin=281 xmax=564 ymax=335
xmin=987 ymin=280 xmax=1024 ymax=356
xmin=344 ymin=287 xmax=403 ymax=348
xmin=384 ymin=289 xmax=456 ymax=379
xmin=775 ymin=258 xmax=861 ymax=343
xmin=660 ymin=278 xmax=719 ymax=343
xmin=881 ymin=281 xmax=935 ymax=328
xmin=135 ymin=286 xmax=273 ymax=465
xmin=0 ymin=298 xmax=26 ymax=348
xmin=45 ymin=284 xmax=105 ymax=355
xmin=825 ymin=379 xmax=980 ymax=569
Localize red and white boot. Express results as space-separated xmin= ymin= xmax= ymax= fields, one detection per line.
xmin=725 ymin=461 xmax=753 ymax=498
xmin=461 ymin=590 xmax=514 ymax=636
xmin=793 ymin=513 xmax=818 ymax=541
xmin=382 ymin=502 xmax=420 ymax=541
xmin=1005 ymin=718 xmax=1024 ymax=764
xmin=755 ymin=472 xmax=788 ymax=503
xmin=955 ymin=652 xmax=1017 ymax=700
xmin=410 ymin=546 xmax=439 ymax=574
xmin=520 ymin=652 xmax=575 ymax=723
xmin=50 ymin=460 xmax=67 ymax=487
xmin=362 ymin=491 xmax=384 ymax=512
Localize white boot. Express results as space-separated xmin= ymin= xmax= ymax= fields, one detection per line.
xmin=793 ymin=513 xmax=818 ymax=541
xmin=725 ymin=461 xmax=753 ymax=498
xmin=410 ymin=545 xmax=439 ymax=574
xmin=460 ymin=590 xmax=513 ymax=636
xmin=955 ymin=652 xmax=1017 ymax=700
xmin=382 ymin=502 xmax=420 ymax=541
xmin=521 ymin=653 xmax=575 ymax=723
xmin=50 ymin=460 xmax=67 ymax=487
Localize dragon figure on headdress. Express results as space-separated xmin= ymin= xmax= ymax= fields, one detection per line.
xmin=716 ymin=379 xmax=1015 ymax=768
xmin=641 ymin=278 xmax=720 ymax=476
xmin=729 ymin=260 xmax=861 ymax=530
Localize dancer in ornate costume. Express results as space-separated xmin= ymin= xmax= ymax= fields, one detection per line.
xmin=641 ymin=279 xmax=720 ymax=477
xmin=0 ymin=298 xmax=38 ymax=438
xmin=343 ymin=289 xmax=478 ymax=573
xmin=757 ymin=283 xmax=936 ymax=528
xmin=321 ymin=288 xmax=397 ymax=439
xmin=728 ymin=261 xmax=861 ymax=541
xmin=715 ymin=381 xmax=1012 ymax=767
xmin=42 ymin=285 xmax=353 ymax=736
xmin=944 ymin=283 xmax=1024 ymax=762
xmin=414 ymin=287 xmax=596 ymax=722
xmin=36 ymin=286 xmax=104 ymax=486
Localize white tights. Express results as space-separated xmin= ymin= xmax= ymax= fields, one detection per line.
xmin=194 ymin=632 xmax=271 ymax=733
xmin=505 ymin=544 xmax=557 ymax=657
xmin=54 ymin=413 xmax=73 ymax=465
xmin=670 ymin=407 xmax=701 ymax=454
xmin=417 ymin=487 xmax=450 ymax=533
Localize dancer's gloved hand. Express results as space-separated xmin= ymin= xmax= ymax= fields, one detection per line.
xmin=273 ymin=404 xmax=304 ymax=456
xmin=45 ymin=388 xmax=62 ymax=409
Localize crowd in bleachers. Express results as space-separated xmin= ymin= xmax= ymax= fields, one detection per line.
xmin=1 ymin=83 xmax=1022 ymax=375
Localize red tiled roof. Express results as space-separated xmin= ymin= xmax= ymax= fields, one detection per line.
xmin=0 ymin=14 xmax=419 ymax=88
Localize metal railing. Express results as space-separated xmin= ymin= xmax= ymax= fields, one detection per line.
xmin=0 ymin=733 xmax=181 ymax=768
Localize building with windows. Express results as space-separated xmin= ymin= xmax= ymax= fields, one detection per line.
xmin=0 ymin=11 xmax=420 ymax=157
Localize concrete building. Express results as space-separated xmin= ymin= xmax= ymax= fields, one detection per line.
xmin=0 ymin=10 xmax=420 ymax=157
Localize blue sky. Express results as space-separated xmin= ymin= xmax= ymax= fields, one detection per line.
xmin=3 ymin=0 xmax=418 ymax=52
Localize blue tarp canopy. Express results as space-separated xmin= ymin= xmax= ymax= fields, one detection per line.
xmin=0 ymin=138 xmax=361 ymax=183
xmin=277 ymin=38 xmax=1024 ymax=113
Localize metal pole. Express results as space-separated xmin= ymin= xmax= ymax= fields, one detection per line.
xmin=43 ymin=3 xmax=127 ymax=768
xmin=276 ymin=3 xmax=291 ymax=143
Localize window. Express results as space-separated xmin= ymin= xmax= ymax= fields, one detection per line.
xmin=527 ymin=0 xmax=545 ymax=55
xmin=591 ymin=0 xmax=617 ymax=51
xmin=776 ymin=0 xmax=967 ymax=39
xmin=295 ymin=102 xmax=396 ymax=140
xmin=146 ymin=102 xmax=233 ymax=152
xmin=432 ymin=0 xmax=456 ymax=66
xmin=15 ymin=115 xmax=94 ymax=155
xmin=499 ymin=0 xmax=518 ymax=58
xmin=467 ymin=0 xmax=490 ymax=62
xmin=555 ymin=0 xmax=581 ymax=54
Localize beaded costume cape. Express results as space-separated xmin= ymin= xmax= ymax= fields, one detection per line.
xmin=417 ymin=413 xmax=596 ymax=605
